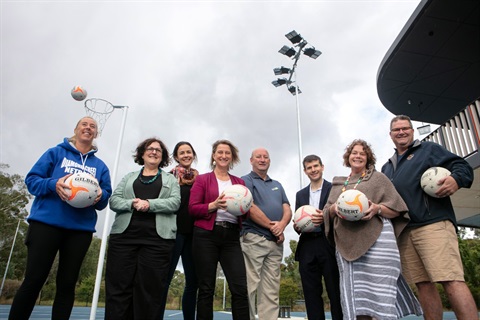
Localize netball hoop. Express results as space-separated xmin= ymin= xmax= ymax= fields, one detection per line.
xmin=86 ymin=99 xmax=128 ymax=320
xmin=84 ymin=98 xmax=115 ymax=136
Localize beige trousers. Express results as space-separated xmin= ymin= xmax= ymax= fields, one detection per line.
xmin=241 ymin=232 xmax=283 ymax=320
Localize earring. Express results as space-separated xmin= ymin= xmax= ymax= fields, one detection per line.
xmin=213 ymin=160 xmax=216 ymax=166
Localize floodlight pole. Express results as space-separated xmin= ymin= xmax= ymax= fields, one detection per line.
xmin=90 ymin=105 xmax=128 ymax=320
xmin=0 ymin=219 xmax=21 ymax=297
xmin=273 ymin=31 xmax=321 ymax=189
xmin=293 ymin=68 xmax=304 ymax=188
xmin=223 ymin=276 xmax=226 ymax=310
xmin=285 ymin=42 xmax=306 ymax=189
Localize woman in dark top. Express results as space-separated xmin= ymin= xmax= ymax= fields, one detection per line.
xmin=105 ymin=137 xmax=180 ymax=320
xmin=160 ymin=141 xmax=199 ymax=319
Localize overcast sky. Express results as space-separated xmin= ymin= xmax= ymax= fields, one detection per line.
xmin=1 ymin=0 xmax=426 ymax=260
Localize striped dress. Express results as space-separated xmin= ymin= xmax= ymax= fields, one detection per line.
xmin=336 ymin=218 xmax=422 ymax=319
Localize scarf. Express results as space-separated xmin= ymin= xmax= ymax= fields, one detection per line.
xmin=170 ymin=165 xmax=199 ymax=186
xmin=324 ymin=166 xmax=409 ymax=261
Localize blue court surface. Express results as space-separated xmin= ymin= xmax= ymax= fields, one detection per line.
xmin=0 ymin=305 xmax=476 ymax=319
xmin=3 ymin=305 xmax=304 ymax=319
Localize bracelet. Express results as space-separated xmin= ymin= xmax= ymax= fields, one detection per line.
xmin=377 ymin=205 xmax=382 ymax=216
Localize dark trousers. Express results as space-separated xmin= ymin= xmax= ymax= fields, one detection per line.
xmin=297 ymin=233 xmax=343 ymax=320
xmin=8 ymin=221 xmax=92 ymax=320
xmin=105 ymin=235 xmax=174 ymax=320
xmin=193 ymin=226 xmax=249 ymax=320
xmin=159 ymin=232 xmax=198 ymax=320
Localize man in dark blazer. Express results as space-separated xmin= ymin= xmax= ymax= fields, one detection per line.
xmin=294 ymin=155 xmax=342 ymax=320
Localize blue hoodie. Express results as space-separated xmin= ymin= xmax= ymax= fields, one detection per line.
xmin=25 ymin=138 xmax=112 ymax=232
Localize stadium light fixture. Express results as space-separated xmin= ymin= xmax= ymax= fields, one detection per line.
xmin=273 ymin=67 xmax=291 ymax=75
xmin=272 ymin=78 xmax=289 ymax=87
xmin=285 ymin=30 xmax=303 ymax=44
xmin=271 ymin=30 xmax=321 ymax=188
xmin=304 ymin=47 xmax=322 ymax=59
xmin=288 ymin=85 xmax=301 ymax=95
xmin=278 ymin=45 xmax=296 ymax=57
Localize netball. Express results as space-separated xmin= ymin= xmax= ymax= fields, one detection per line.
xmin=420 ymin=166 xmax=451 ymax=198
xmin=336 ymin=189 xmax=369 ymax=221
xmin=71 ymin=86 xmax=88 ymax=101
xmin=64 ymin=172 xmax=99 ymax=208
xmin=294 ymin=205 xmax=320 ymax=233
xmin=223 ymin=184 xmax=253 ymax=216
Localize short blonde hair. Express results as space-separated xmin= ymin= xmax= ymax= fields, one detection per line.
xmin=70 ymin=116 xmax=98 ymax=143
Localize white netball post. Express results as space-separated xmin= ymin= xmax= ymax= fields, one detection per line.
xmin=82 ymin=98 xmax=129 ymax=320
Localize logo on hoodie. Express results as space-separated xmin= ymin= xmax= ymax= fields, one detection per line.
xmin=61 ymin=158 xmax=97 ymax=176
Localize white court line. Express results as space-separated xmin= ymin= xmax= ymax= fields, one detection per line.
xmin=168 ymin=311 xmax=183 ymax=317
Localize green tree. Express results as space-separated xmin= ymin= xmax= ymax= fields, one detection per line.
xmin=282 ymin=240 xmax=300 ymax=281
xmin=280 ymin=239 xmax=303 ymax=305
xmin=0 ymin=164 xmax=31 ymax=220
xmin=72 ymin=237 xmax=104 ymax=306
xmin=214 ymin=267 xmax=230 ymax=311
xmin=279 ymin=277 xmax=298 ymax=306
xmin=78 ymin=236 xmax=102 ymax=283
xmin=167 ymin=270 xmax=186 ymax=310
xmin=0 ymin=164 xmax=31 ymax=291
xmin=77 ymin=275 xmax=96 ymax=306
xmin=458 ymin=237 xmax=480 ymax=306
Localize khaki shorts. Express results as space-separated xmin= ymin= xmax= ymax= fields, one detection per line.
xmin=397 ymin=220 xmax=465 ymax=284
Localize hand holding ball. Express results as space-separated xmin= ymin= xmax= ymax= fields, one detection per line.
xmin=71 ymin=86 xmax=87 ymax=101
xmin=223 ymin=184 xmax=253 ymax=216
xmin=420 ymin=167 xmax=451 ymax=198
xmin=336 ymin=189 xmax=369 ymax=221
xmin=294 ymin=205 xmax=321 ymax=233
xmin=63 ymin=172 xmax=99 ymax=208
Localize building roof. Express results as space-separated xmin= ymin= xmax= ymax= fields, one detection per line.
xmin=377 ymin=0 xmax=480 ymax=229
xmin=377 ymin=0 xmax=480 ymax=124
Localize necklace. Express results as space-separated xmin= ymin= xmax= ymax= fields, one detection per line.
xmin=342 ymin=171 xmax=365 ymax=192
xmin=138 ymin=168 xmax=161 ymax=184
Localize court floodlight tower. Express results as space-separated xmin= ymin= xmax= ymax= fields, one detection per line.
xmin=271 ymin=30 xmax=322 ymax=188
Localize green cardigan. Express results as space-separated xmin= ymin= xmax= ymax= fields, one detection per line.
xmin=109 ymin=169 xmax=180 ymax=239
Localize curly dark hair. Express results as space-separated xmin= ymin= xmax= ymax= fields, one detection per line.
xmin=342 ymin=139 xmax=376 ymax=168
xmin=133 ymin=137 xmax=171 ymax=168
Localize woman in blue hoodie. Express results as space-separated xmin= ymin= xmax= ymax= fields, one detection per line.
xmin=9 ymin=116 xmax=112 ymax=320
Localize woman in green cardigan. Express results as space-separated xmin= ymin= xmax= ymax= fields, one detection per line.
xmin=105 ymin=137 xmax=180 ymax=320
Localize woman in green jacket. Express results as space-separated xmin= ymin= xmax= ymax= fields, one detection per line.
xmin=105 ymin=137 xmax=180 ymax=320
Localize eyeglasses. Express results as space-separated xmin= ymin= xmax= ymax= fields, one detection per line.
xmin=146 ymin=147 xmax=162 ymax=153
xmin=391 ymin=127 xmax=412 ymax=133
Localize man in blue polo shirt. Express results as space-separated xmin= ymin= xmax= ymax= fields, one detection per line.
xmin=241 ymin=147 xmax=292 ymax=320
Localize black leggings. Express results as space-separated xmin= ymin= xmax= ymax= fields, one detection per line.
xmin=8 ymin=221 xmax=92 ymax=320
